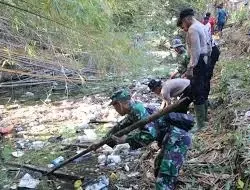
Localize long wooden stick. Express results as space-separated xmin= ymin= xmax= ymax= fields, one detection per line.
xmin=46 ymin=98 xmax=187 ymax=175
xmin=6 ymin=162 xmax=84 ymax=180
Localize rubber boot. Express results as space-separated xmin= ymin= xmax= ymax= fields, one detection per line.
xmin=204 ymin=100 xmax=209 ymax=122
xmin=194 ymin=104 xmax=206 ymax=130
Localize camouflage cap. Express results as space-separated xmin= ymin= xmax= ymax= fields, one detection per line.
xmin=109 ymin=89 xmax=131 ymax=105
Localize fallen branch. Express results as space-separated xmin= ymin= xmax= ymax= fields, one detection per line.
xmin=88 ymin=119 xmax=117 ymax=124
xmin=6 ymin=162 xmax=84 ymax=180
xmin=0 ymin=81 xmax=53 ymax=88
xmin=62 ymin=143 xmax=91 ymax=149
xmin=46 ymin=98 xmax=188 ymax=175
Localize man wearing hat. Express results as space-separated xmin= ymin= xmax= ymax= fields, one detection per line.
xmin=170 ymin=38 xmax=190 ymax=79
xmin=106 ymin=89 xmax=156 ymax=149
xmin=177 ymin=8 xmax=208 ymax=130
xmin=109 ymin=90 xmax=193 ymax=190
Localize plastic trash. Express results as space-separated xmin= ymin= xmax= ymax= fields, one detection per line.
xmin=51 ymin=156 xmax=64 ymax=167
xmin=12 ymin=151 xmax=24 ymax=158
xmin=47 ymin=164 xmax=54 ymax=168
xmin=124 ymin=164 xmax=129 ymax=172
xmin=18 ymin=173 xmax=40 ymax=189
xmin=78 ymin=129 xmax=98 ymax=143
xmin=30 ymin=141 xmax=45 ymax=150
xmin=16 ymin=139 xmax=31 ymax=149
xmin=101 ymin=144 xmax=114 ymax=155
xmin=129 ymin=149 xmax=141 ymax=156
xmin=245 ymin=111 xmax=250 ymax=120
xmin=85 ymin=176 xmax=109 ymax=190
xmin=107 ymin=155 xmax=121 ymax=164
xmin=112 ymin=143 xmax=130 ymax=155
xmin=98 ymin=154 xmax=107 ymax=165
xmin=74 ymin=180 xmax=83 ymax=190
xmin=15 ymin=126 xmax=24 ymax=132
xmin=127 ymin=172 xmax=140 ymax=178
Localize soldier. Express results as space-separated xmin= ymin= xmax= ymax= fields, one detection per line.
xmin=106 ymin=89 xmax=156 ymax=149
xmin=154 ymin=112 xmax=193 ymax=190
xmin=170 ymin=38 xmax=190 ymax=79
xmin=111 ymin=95 xmax=194 ymax=189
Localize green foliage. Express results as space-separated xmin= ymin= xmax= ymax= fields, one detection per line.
xmin=230 ymin=7 xmax=249 ymax=23
xmin=220 ymin=59 xmax=250 ymax=88
xmin=0 ymin=0 xmax=210 ymax=77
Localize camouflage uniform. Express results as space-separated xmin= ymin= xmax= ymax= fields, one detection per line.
xmin=107 ymin=90 xmax=156 ymax=149
xmin=176 ymin=50 xmax=189 ymax=75
xmin=154 ymin=115 xmax=192 ymax=190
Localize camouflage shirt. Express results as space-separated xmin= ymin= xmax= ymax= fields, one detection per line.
xmin=176 ymin=50 xmax=190 ymax=74
xmin=119 ymin=101 xmax=156 ymax=138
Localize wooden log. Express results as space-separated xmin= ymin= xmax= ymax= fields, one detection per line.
xmin=6 ymin=162 xmax=84 ymax=180
xmin=46 ymin=98 xmax=187 ymax=175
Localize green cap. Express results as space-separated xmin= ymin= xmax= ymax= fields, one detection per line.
xmin=109 ymin=89 xmax=131 ymax=105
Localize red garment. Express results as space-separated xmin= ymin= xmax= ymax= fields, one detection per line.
xmin=209 ymin=17 xmax=216 ymax=34
xmin=202 ymin=17 xmax=216 ymax=34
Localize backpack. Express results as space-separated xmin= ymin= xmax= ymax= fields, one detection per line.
xmin=155 ymin=112 xmax=194 ymax=145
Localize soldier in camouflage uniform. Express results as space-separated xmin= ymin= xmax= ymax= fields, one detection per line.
xmin=154 ymin=114 xmax=192 ymax=190
xmin=106 ymin=89 xmax=156 ymax=149
xmin=109 ymin=89 xmax=193 ymax=189
xmin=170 ymin=39 xmax=190 ymax=79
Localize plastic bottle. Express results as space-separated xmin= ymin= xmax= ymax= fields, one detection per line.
xmin=51 ymin=156 xmax=64 ymax=167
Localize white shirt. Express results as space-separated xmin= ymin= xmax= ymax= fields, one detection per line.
xmin=203 ymin=23 xmax=212 ymax=55
xmin=161 ymin=79 xmax=190 ymax=104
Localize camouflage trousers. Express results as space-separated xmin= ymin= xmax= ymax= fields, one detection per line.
xmin=126 ymin=130 xmax=155 ymax=150
xmin=154 ymin=127 xmax=191 ymax=190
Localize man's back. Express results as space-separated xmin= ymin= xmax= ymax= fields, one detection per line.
xmin=217 ymin=8 xmax=227 ymax=23
xmin=161 ymin=79 xmax=190 ymax=102
xmin=186 ymin=20 xmax=207 ymax=67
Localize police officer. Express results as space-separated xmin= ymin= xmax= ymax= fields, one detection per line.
xmin=177 ymin=8 xmax=208 ymax=130
xmin=148 ymin=79 xmax=192 ymax=113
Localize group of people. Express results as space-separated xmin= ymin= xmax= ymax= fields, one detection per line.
xmin=202 ymin=3 xmax=228 ymax=37
xmin=105 ymin=8 xmax=221 ymax=190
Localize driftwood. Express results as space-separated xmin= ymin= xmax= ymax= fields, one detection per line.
xmin=46 ymin=98 xmax=187 ymax=175
xmin=6 ymin=162 xmax=84 ymax=180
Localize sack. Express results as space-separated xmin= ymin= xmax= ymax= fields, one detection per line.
xmin=164 ymin=112 xmax=194 ymax=131
xmin=155 ymin=112 xmax=194 ymax=146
